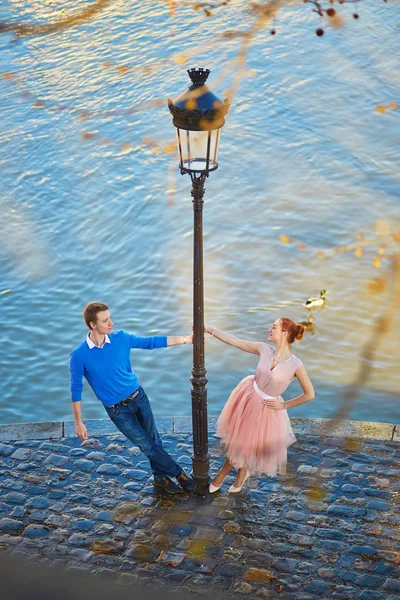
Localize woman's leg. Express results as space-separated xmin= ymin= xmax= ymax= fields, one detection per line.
xmin=211 ymin=457 xmax=234 ymax=487
xmin=232 ymin=465 xmax=250 ymax=487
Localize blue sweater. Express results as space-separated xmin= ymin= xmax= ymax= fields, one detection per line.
xmin=70 ymin=330 xmax=168 ymax=407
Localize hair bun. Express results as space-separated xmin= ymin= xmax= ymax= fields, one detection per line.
xmin=295 ymin=324 xmax=305 ymax=342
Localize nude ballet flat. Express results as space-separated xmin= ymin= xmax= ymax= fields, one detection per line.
xmin=228 ymin=470 xmax=250 ymax=493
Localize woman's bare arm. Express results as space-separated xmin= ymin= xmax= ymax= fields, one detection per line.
xmin=205 ymin=325 xmax=262 ymax=355
xmin=264 ymin=365 xmax=315 ymax=410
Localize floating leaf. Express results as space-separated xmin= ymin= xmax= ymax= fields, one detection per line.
xmin=279 ymin=234 xmax=292 ymax=244
xmin=174 ymin=54 xmax=187 ymax=65
xmin=373 ymin=257 xmax=381 ymax=268
xmin=329 ymin=14 xmax=344 ymax=28
xmin=375 ymin=219 xmax=390 ymax=237
xmin=387 ymin=102 xmax=398 ymax=110
xmin=163 ymin=144 xmax=175 ymax=155
xmin=2 ymin=72 xmax=14 ymax=80
xmin=82 ymin=132 xmax=96 ymax=140
xmin=0 ymin=290 xmax=11 ymax=295
xmin=366 ymin=277 xmax=387 ymax=295
xmin=376 ymin=105 xmax=386 ymax=114
xmin=355 ymin=247 xmax=363 ymax=257
xmin=316 ymin=251 xmax=324 ymax=260
xmin=378 ymin=316 xmax=390 ymax=334
xmin=117 ymin=65 xmax=130 ymax=75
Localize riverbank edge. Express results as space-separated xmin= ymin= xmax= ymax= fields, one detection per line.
xmin=0 ymin=416 xmax=398 ymax=443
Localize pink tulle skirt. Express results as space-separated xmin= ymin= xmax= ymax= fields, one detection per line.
xmin=216 ymin=375 xmax=297 ymax=476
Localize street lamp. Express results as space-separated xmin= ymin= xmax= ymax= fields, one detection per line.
xmin=168 ymin=68 xmax=229 ymax=487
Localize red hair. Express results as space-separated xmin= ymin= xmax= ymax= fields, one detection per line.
xmin=280 ymin=318 xmax=305 ymax=344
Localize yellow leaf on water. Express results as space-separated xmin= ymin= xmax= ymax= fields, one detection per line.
xmin=329 ymin=14 xmax=344 ymax=28
xmin=387 ymin=101 xmax=398 ymax=110
xmin=2 ymin=72 xmax=14 ymax=80
xmin=163 ymin=144 xmax=175 ymax=155
xmin=366 ymin=277 xmax=387 ymax=295
xmin=117 ymin=65 xmax=130 ymax=75
xmin=375 ymin=219 xmax=390 ymax=237
xmin=316 ymin=251 xmax=324 ymax=260
xmin=373 ymin=257 xmax=381 ymax=268
xmin=279 ymin=234 xmax=292 ymax=244
xmin=0 ymin=289 xmax=11 ymax=295
xmin=376 ymin=105 xmax=386 ymax=114
xmin=174 ymin=54 xmax=187 ymax=65
xmin=355 ymin=247 xmax=363 ymax=257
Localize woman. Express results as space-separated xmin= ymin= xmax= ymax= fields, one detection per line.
xmin=206 ymin=318 xmax=315 ymax=493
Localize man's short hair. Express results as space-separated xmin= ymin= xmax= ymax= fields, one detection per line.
xmin=83 ymin=302 xmax=109 ymax=330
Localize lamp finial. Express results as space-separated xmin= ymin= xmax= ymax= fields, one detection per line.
xmin=187 ymin=68 xmax=210 ymax=88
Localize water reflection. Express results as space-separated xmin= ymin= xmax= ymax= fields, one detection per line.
xmin=0 ymin=0 xmax=399 ymax=425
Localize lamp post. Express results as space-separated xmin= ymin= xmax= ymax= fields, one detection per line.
xmin=168 ymin=68 xmax=229 ymax=487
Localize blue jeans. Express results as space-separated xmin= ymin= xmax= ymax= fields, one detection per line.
xmin=105 ymin=386 xmax=182 ymax=480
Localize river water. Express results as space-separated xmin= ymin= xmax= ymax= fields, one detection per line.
xmin=1 ymin=0 xmax=399 ymax=425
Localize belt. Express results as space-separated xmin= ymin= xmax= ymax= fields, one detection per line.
xmin=111 ymin=389 xmax=140 ymax=409
xmin=253 ymin=380 xmax=275 ymax=400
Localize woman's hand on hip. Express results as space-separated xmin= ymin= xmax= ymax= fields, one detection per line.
xmin=264 ymin=397 xmax=285 ymax=410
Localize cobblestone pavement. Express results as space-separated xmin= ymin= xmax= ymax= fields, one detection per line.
xmin=0 ymin=420 xmax=399 ymax=600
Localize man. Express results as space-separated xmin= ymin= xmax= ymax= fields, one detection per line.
xmin=69 ymin=302 xmax=196 ymax=494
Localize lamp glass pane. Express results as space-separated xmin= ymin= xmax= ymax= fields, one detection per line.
xmin=176 ymin=128 xmax=221 ymax=172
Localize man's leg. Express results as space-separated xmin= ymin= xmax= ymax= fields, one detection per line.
xmin=105 ymin=397 xmax=181 ymax=480
xmin=134 ymin=387 xmax=197 ymax=492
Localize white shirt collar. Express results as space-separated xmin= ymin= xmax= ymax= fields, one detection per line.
xmin=86 ymin=333 xmax=111 ymax=349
